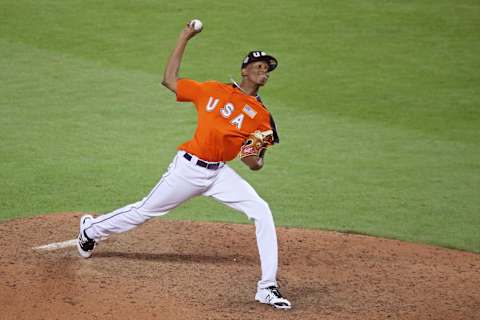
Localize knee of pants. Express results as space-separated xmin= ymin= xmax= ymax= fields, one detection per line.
xmin=123 ymin=206 xmax=152 ymax=225
xmin=132 ymin=205 xmax=168 ymax=219
xmin=246 ymin=199 xmax=274 ymax=223
xmin=129 ymin=196 xmax=171 ymax=218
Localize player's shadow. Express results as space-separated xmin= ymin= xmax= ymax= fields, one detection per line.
xmin=95 ymin=251 xmax=253 ymax=265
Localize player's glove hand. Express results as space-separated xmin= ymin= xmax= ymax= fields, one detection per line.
xmin=239 ymin=130 xmax=274 ymax=159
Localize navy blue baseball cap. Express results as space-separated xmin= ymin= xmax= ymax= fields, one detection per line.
xmin=241 ymin=51 xmax=278 ymax=72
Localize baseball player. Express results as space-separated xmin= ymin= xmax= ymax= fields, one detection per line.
xmin=76 ymin=21 xmax=291 ymax=310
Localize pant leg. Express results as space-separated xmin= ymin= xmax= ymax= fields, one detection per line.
xmin=84 ymin=152 xmax=208 ymax=240
xmin=202 ymin=165 xmax=278 ymax=289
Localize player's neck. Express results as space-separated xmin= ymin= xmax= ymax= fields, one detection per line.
xmin=238 ymin=80 xmax=260 ymax=96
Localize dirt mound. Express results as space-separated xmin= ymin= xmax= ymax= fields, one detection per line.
xmin=1 ymin=213 xmax=479 ymax=319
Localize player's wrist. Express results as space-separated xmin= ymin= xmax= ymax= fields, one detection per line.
xmin=177 ymin=33 xmax=190 ymax=43
xmin=179 ymin=28 xmax=198 ymax=42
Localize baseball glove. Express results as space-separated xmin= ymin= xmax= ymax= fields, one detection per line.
xmin=239 ymin=130 xmax=274 ymax=158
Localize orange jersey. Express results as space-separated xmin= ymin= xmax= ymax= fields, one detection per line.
xmin=176 ymin=79 xmax=277 ymax=162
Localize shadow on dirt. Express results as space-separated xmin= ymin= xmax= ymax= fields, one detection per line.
xmin=95 ymin=251 xmax=254 ymax=265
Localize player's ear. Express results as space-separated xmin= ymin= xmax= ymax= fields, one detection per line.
xmin=241 ymin=68 xmax=248 ymax=77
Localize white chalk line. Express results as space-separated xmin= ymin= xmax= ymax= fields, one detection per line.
xmin=32 ymin=239 xmax=77 ymax=251
xmin=33 ymin=237 xmax=109 ymax=252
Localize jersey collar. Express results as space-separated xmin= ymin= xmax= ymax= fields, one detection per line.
xmin=231 ymin=81 xmax=262 ymax=102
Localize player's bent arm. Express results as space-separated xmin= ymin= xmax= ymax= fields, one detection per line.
xmin=162 ymin=23 xmax=201 ymax=93
xmin=241 ymin=155 xmax=265 ymax=171
xmin=162 ymin=36 xmax=187 ymax=93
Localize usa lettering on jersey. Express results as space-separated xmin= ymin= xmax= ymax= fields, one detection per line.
xmin=205 ymin=97 xmax=256 ymax=129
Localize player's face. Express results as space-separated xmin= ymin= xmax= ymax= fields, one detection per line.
xmin=242 ymin=61 xmax=270 ymax=86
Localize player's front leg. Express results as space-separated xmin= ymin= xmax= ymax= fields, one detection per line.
xmin=202 ymin=165 xmax=292 ymax=309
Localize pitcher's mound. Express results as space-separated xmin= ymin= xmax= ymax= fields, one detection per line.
xmin=1 ymin=213 xmax=479 ymax=319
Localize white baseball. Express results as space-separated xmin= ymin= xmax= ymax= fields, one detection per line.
xmin=189 ymin=19 xmax=203 ymax=31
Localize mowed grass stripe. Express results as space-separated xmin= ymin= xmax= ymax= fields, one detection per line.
xmin=0 ymin=39 xmax=193 ymax=217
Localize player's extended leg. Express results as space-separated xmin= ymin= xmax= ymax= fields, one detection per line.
xmin=79 ymin=152 xmax=207 ymax=250
xmin=202 ymin=164 xmax=291 ymax=309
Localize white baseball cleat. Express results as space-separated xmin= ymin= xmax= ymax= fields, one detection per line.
xmin=255 ymin=286 xmax=292 ymax=309
xmin=76 ymin=214 xmax=96 ymax=258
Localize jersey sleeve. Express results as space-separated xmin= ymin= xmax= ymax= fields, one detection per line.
xmin=176 ymin=78 xmax=203 ymax=103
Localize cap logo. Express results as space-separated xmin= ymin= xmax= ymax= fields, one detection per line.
xmin=252 ymin=51 xmax=266 ymax=58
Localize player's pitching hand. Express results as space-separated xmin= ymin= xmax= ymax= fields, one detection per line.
xmin=181 ymin=19 xmax=203 ymax=40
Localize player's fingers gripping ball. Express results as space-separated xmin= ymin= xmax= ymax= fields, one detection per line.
xmin=240 ymin=130 xmax=274 ymax=158
xmin=188 ymin=19 xmax=203 ymax=32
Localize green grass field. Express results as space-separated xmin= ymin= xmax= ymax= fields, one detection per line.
xmin=1 ymin=0 xmax=479 ymax=252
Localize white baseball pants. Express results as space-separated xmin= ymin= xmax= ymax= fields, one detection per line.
xmin=83 ymin=151 xmax=279 ymax=289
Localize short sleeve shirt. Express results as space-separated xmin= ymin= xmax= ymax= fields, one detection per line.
xmin=176 ymin=79 xmax=275 ymax=162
